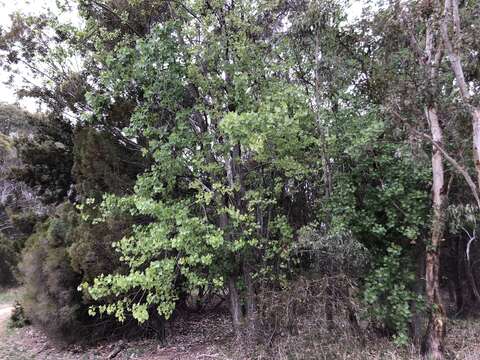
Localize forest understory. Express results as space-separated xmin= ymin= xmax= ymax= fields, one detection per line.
xmin=1 ymin=287 xmax=480 ymax=359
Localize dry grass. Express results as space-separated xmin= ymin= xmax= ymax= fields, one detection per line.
xmin=0 ymin=311 xmax=479 ymax=359
xmin=251 ymin=316 xmax=480 ymax=360
xmin=0 ymin=287 xmax=22 ymax=305
xmin=0 ymin=281 xmax=479 ymax=359
xmin=248 ymin=277 xmax=480 ymax=360
xmin=0 ymin=311 xmax=234 ymax=360
xmin=446 ymin=317 xmax=480 ymax=360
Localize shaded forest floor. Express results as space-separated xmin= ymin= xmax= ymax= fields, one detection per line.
xmin=0 ymin=310 xmax=233 ymax=360
xmin=1 ymin=316 xmax=479 ymax=359
xmin=0 ymin=288 xmax=480 ymax=359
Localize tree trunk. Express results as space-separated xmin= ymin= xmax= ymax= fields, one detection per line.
xmin=472 ymin=110 xmax=480 ymax=191
xmin=455 ymin=238 xmax=465 ymax=314
xmin=465 ymin=234 xmax=480 ymax=305
xmin=217 ymin=190 xmax=244 ymax=337
xmin=228 ymin=275 xmax=243 ymax=338
xmin=440 ymin=0 xmax=480 ymax=192
xmin=225 ymin=141 xmax=253 ymax=340
xmin=411 ymin=242 xmax=425 ymax=346
xmin=422 ymin=105 xmax=447 ymax=360
xmin=243 ymin=258 xmax=257 ymax=340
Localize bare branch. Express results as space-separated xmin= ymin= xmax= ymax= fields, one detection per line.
xmin=390 ymin=109 xmax=480 ymax=209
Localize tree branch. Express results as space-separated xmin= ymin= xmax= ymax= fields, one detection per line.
xmin=390 ymin=109 xmax=480 ymax=208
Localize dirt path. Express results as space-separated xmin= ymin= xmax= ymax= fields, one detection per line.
xmin=0 ymin=305 xmax=13 ymax=336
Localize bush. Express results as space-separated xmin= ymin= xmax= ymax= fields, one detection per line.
xmin=68 ymin=215 xmax=128 ymax=284
xmin=15 ymin=125 xmax=148 ymax=342
xmin=20 ymin=205 xmax=83 ymax=341
xmin=72 ymin=127 xmax=145 ymax=201
xmin=363 ymin=244 xmax=425 ymax=345
xmin=9 ymin=301 xmax=30 ymax=328
xmin=18 ymin=203 xmax=146 ymax=342
xmin=0 ymin=233 xmax=18 ymax=287
xmin=8 ymin=115 xmax=74 ymax=205
xmin=296 ymin=226 xmax=370 ymax=276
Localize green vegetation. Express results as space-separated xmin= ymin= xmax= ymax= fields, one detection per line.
xmin=0 ymin=0 xmax=479 ymax=359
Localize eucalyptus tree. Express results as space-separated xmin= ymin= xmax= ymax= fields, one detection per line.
xmin=440 ymin=0 xmax=480 ymax=190
xmin=284 ymin=0 xmax=436 ymax=345
xmin=359 ymin=3 xmax=449 ymax=356
xmin=358 ymin=0 xmax=480 ymax=357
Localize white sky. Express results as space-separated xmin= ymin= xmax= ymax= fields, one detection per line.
xmin=0 ymin=0 xmax=52 ymax=110
xmin=0 ymin=0 xmax=367 ymax=113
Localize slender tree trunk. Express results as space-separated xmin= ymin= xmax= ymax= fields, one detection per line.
xmin=228 ymin=275 xmax=243 ymax=337
xmin=313 ymin=26 xmax=337 ymax=334
xmin=226 ymin=142 xmax=254 ymax=339
xmin=440 ymin=0 xmax=480 ymax=192
xmin=243 ymin=258 xmax=257 ymax=338
xmin=423 ymin=105 xmax=447 ymax=360
xmin=465 ymin=234 xmax=480 ymax=305
xmin=411 ymin=242 xmax=425 ymax=346
xmin=217 ymin=191 xmax=244 ymax=337
xmin=472 ymin=111 xmax=480 ymax=190
xmin=445 ymin=226 xmax=456 ymax=308
xmin=455 ymin=238 xmax=465 ymax=314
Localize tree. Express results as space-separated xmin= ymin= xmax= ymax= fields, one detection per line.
xmin=352 ymin=1 xmax=453 ymax=355
xmin=440 ymin=0 xmax=480 ymax=191
xmin=79 ymin=1 xmax=320 ymax=342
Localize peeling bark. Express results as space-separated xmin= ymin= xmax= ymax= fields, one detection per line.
xmin=440 ymin=0 xmax=480 ymax=192
xmin=423 ymin=105 xmax=447 ymax=360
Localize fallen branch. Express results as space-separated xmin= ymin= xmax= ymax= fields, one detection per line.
xmin=107 ymin=340 xmax=125 ymax=359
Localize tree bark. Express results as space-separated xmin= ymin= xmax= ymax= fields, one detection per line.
xmin=243 ymin=258 xmax=257 ymax=339
xmin=465 ymin=233 xmax=480 ymax=305
xmin=440 ymin=0 xmax=480 ymax=192
xmin=217 ymin=190 xmax=244 ymax=337
xmin=472 ymin=111 xmax=480 ymax=191
xmin=228 ymin=275 xmax=243 ymax=337
xmin=422 ymin=105 xmax=447 ymax=360
xmin=411 ymin=242 xmax=425 ymax=346
xmin=454 ymin=238 xmax=465 ymax=314
xmin=225 ymin=140 xmax=254 ymax=339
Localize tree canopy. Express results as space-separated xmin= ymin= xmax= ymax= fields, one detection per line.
xmin=1 ymin=1 xmax=480 ymax=359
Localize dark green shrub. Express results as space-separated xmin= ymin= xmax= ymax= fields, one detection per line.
xmin=72 ymin=127 xmax=145 ymax=200
xmin=16 ymin=126 xmax=148 ymax=342
xmin=68 ymin=216 xmax=129 ymax=284
xmin=8 ymin=211 xmax=40 ymax=239
xmin=0 ymin=233 xmax=18 ymax=286
xmin=19 ymin=203 xmax=137 ymax=342
xmin=20 ymin=205 xmax=83 ymax=341
xmin=9 ymin=301 xmax=30 ymax=328
xmin=8 ymin=116 xmax=73 ymax=205
xmin=363 ymin=244 xmax=425 ymax=345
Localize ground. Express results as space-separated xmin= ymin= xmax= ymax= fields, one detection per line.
xmin=0 ymin=288 xmax=479 ymax=359
xmin=0 ymin=304 xmax=13 ymax=337
xmin=0 ymin=325 xmax=230 ymax=360
xmin=0 ymin=288 xmax=233 ymax=360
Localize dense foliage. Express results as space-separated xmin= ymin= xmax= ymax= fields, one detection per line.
xmin=0 ymin=0 xmax=479 ymax=359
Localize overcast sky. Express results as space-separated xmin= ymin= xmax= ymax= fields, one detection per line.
xmin=0 ymin=0 xmax=367 ymax=113
xmin=0 ymin=1 xmax=50 ymax=110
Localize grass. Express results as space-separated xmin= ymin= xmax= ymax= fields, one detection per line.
xmin=0 ymin=288 xmax=21 ymax=305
